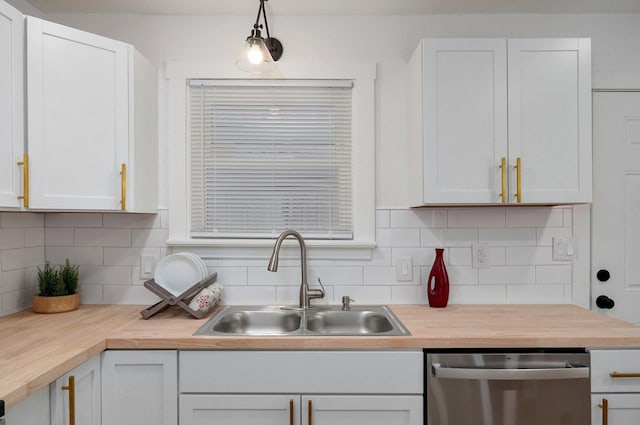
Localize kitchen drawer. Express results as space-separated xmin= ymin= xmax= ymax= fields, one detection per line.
xmin=179 ymin=350 xmax=423 ymax=394
xmin=591 ymin=349 xmax=640 ymax=392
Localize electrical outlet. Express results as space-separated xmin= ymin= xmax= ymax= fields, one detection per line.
xmin=395 ymin=256 xmax=413 ymax=282
xmin=472 ymin=243 xmax=490 ymax=269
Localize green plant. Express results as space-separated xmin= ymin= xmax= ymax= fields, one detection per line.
xmin=37 ymin=259 xmax=79 ymax=296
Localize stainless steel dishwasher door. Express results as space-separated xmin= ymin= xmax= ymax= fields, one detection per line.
xmin=426 ymin=351 xmax=590 ymax=425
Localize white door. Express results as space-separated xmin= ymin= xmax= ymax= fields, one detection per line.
xmin=420 ymin=38 xmax=508 ymax=204
xmin=303 ymin=396 xmax=423 ymax=425
xmin=26 ymin=16 xmax=129 ymax=210
xmin=51 ymin=355 xmax=101 ymax=425
xmin=592 ymin=91 xmax=640 ymax=323
xmin=180 ymin=395 xmax=299 ymax=425
xmin=507 ymin=38 xmax=592 ymax=204
xmin=0 ymin=0 xmax=24 ymax=208
xmin=592 ymin=395 xmax=640 ymax=425
xmin=101 ymin=350 xmax=177 ymax=425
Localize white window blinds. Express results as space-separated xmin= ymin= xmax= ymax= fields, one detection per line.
xmin=189 ymin=79 xmax=353 ymax=239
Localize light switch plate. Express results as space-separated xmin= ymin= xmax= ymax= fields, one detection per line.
xmin=552 ymin=236 xmax=577 ymax=261
xmin=140 ymin=253 xmax=160 ymax=279
xmin=395 ymin=256 xmax=413 ymax=282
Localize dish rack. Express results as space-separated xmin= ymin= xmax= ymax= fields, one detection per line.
xmin=140 ymin=272 xmax=218 ymax=319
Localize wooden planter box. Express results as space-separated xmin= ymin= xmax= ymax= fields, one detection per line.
xmin=33 ymin=293 xmax=80 ymax=313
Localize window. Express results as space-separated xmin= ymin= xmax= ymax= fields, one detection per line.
xmin=189 ymin=80 xmax=353 ymax=239
xmin=166 ymin=61 xmax=375 ymax=251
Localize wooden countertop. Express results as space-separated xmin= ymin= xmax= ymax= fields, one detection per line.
xmin=2 ymin=303 xmax=640 ymax=408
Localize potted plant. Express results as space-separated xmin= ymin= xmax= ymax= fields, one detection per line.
xmin=33 ymin=259 xmax=80 ymax=313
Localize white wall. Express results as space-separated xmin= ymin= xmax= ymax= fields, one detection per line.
xmin=5 ymin=11 xmax=639 ymax=314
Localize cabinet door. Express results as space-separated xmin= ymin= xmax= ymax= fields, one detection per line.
xmin=416 ymin=38 xmax=508 ymax=204
xmin=5 ymin=385 xmax=50 ymax=425
xmin=303 ymin=395 xmax=423 ymax=425
xmin=0 ymin=0 xmax=24 ymax=208
xmin=507 ymin=38 xmax=592 ymax=204
xmin=180 ymin=394 xmax=299 ymax=425
xmin=101 ymin=350 xmax=177 ymax=425
xmin=26 ymin=16 xmax=129 ymax=210
xmin=592 ymin=395 xmax=640 ymax=425
xmin=51 ymin=354 xmax=101 ymax=425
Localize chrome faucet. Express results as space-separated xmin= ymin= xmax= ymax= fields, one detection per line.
xmin=267 ymin=229 xmax=325 ymax=308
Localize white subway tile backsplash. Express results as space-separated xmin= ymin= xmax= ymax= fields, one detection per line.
xmin=0 ymin=205 xmax=585 ymax=316
xmin=47 ymin=246 xmax=103 ymax=266
xmin=421 ymin=228 xmax=478 ymax=247
xmin=132 ymin=228 xmax=170 ymax=248
xmin=103 ymin=213 xmax=160 ymax=229
xmin=449 ymin=284 xmax=507 ymax=304
xmin=376 ymin=209 xmax=390 ymax=228
xmin=0 ymin=213 xmax=43 ymax=228
xmin=46 ymin=213 xmax=102 ymax=228
xmin=506 ymin=208 xmax=564 ymax=228
xmin=479 ymin=266 xmax=536 ymax=285
xmin=74 ymin=228 xmax=132 ymax=247
xmin=45 ymin=228 xmax=74 ymax=246
xmin=377 ymin=228 xmax=421 ymax=247
xmin=448 ymin=208 xmax=506 ymax=228
xmin=0 ymin=229 xmax=25 ymax=250
xmin=1 ymin=247 xmax=44 ymax=271
xmin=505 ymin=284 xmax=566 ymax=303
xmin=479 ymin=228 xmax=537 ymax=246
xmin=390 ymin=209 xmax=447 ymax=228
xmin=536 ymin=265 xmax=572 ymax=284
xmin=506 ymin=246 xmax=554 ymax=266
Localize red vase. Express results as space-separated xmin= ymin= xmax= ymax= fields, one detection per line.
xmin=427 ymin=248 xmax=449 ymax=308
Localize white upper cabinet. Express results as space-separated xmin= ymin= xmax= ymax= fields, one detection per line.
xmin=408 ymin=38 xmax=592 ymax=205
xmin=0 ymin=1 xmax=24 ymax=209
xmin=26 ymin=17 xmax=158 ymax=212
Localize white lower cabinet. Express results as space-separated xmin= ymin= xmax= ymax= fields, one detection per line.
xmin=178 ymin=350 xmax=423 ymax=425
xmin=591 ymin=349 xmax=640 ymax=425
xmin=102 ymin=350 xmax=178 ymax=425
xmin=5 ymin=385 xmax=50 ymax=425
xmin=180 ymin=394 xmax=422 ymax=425
xmin=50 ymin=354 xmax=101 ymax=425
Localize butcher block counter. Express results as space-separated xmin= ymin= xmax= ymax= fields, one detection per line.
xmin=1 ymin=303 xmax=640 ymax=408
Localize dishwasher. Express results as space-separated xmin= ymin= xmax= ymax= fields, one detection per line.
xmin=426 ymin=350 xmax=590 ymax=425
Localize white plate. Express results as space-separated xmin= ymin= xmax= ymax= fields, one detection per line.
xmin=154 ymin=253 xmax=206 ymax=296
xmin=180 ymin=252 xmax=208 ymax=278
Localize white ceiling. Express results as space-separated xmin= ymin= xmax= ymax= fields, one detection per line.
xmin=25 ymin=0 xmax=640 ymax=15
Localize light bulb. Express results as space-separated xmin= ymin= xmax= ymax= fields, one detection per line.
xmin=247 ymin=44 xmax=264 ymax=65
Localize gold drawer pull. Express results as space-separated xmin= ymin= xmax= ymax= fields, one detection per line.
xmin=610 ymin=371 xmax=640 ymax=378
xmin=598 ymin=398 xmax=608 ymax=425
xmin=17 ymin=153 xmax=29 ymax=207
xmin=514 ymin=157 xmax=522 ymax=203
xmin=61 ymin=375 xmax=76 ymax=425
xmin=289 ymin=399 xmax=294 ymax=425
xmin=120 ymin=163 xmax=127 ymax=210
xmin=499 ymin=157 xmax=507 ymax=203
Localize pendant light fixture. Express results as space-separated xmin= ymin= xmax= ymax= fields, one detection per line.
xmin=236 ymin=0 xmax=283 ymax=73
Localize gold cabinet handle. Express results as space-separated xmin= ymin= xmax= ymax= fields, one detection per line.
xmin=598 ymin=398 xmax=608 ymax=425
xmin=514 ymin=157 xmax=522 ymax=203
xmin=499 ymin=157 xmax=507 ymax=203
xmin=17 ymin=153 xmax=29 ymax=207
xmin=120 ymin=163 xmax=127 ymax=210
xmin=289 ymin=399 xmax=294 ymax=425
xmin=308 ymin=400 xmax=313 ymax=425
xmin=610 ymin=371 xmax=640 ymax=378
xmin=61 ymin=375 xmax=76 ymax=425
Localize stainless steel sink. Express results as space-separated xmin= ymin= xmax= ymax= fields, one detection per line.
xmin=195 ymin=305 xmax=410 ymax=336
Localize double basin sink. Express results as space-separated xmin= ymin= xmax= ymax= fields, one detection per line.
xmin=194 ymin=304 xmax=410 ymax=336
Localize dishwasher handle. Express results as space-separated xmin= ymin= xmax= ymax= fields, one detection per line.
xmin=432 ymin=363 xmax=589 ymax=380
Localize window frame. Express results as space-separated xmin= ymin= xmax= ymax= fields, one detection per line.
xmin=165 ymin=61 xmax=376 ymax=256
